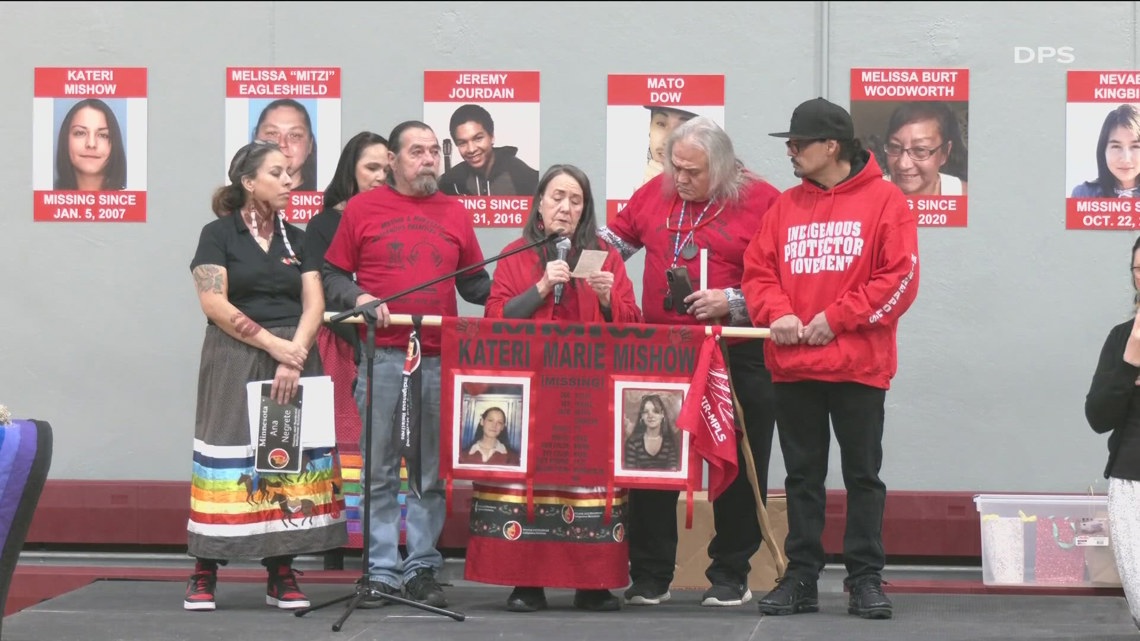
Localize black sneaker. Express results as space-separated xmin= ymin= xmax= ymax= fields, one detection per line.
xmin=573 ymin=589 xmax=620 ymax=612
xmin=757 ymin=576 xmax=819 ymax=615
xmin=359 ymin=580 xmax=401 ymax=609
xmin=623 ymin=579 xmax=671 ymax=606
xmin=183 ymin=569 xmax=217 ymax=611
xmin=847 ymin=576 xmax=892 ymax=619
xmin=265 ymin=564 xmax=309 ymax=609
xmin=405 ymin=568 xmax=447 ymax=608
xmin=701 ymin=582 xmax=752 ymax=607
xmin=506 ymin=586 xmax=548 ymax=612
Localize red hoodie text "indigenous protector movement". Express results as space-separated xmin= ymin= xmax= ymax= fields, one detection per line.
xmin=741 ymin=153 xmax=919 ymax=389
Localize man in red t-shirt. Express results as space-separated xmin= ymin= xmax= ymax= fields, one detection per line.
xmin=322 ymin=121 xmax=490 ymax=609
xmin=744 ymin=97 xmax=920 ymax=621
xmin=598 ymin=117 xmax=780 ymax=608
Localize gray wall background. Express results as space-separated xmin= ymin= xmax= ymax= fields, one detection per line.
xmin=0 ymin=1 xmax=1131 ymax=494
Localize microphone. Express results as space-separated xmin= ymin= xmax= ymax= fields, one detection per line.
xmin=442 ymin=139 xmax=453 ymax=173
xmin=554 ymin=237 xmax=571 ymax=305
xmin=329 ymin=230 xmax=563 ymax=324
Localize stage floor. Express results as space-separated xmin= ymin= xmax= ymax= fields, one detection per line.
xmin=4 ymin=574 xmax=1136 ymax=641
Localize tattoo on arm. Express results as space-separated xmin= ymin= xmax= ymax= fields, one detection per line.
xmin=230 ymin=312 xmax=264 ymax=339
xmin=192 ymin=265 xmax=225 ymax=294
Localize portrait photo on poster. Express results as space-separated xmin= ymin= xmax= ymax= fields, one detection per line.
xmin=1067 ymin=102 xmax=1140 ymax=198
xmin=851 ymin=100 xmax=969 ymax=197
xmin=52 ymin=97 xmax=128 ymax=191
xmin=423 ymin=102 xmax=540 ymax=197
xmin=452 ymin=375 xmax=530 ymax=471
xmin=605 ymin=105 xmax=724 ymax=202
xmin=613 ymin=381 xmax=689 ymax=480
xmin=248 ymin=98 xmax=319 ymax=192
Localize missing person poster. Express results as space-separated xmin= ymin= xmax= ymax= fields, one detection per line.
xmin=605 ymin=74 xmax=725 ymax=220
xmin=423 ymin=70 xmax=541 ymax=228
xmin=224 ymin=67 xmax=341 ymax=223
xmin=1066 ymin=71 xmax=1140 ymax=230
xmin=252 ymin=383 xmax=304 ymax=475
xmin=850 ymin=68 xmax=969 ymax=228
xmin=32 ymin=67 xmax=148 ymax=222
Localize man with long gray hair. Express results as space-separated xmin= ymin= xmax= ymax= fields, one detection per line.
xmin=598 ymin=116 xmax=780 ymax=608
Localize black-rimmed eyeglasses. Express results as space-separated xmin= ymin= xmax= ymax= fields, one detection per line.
xmin=883 ymin=141 xmax=948 ymax=161
xmin=785 ymin=139 xmax=826 ymax=154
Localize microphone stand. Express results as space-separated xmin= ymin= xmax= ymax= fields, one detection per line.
xmin=296 ymin=231 xmax=561 ymax=631
xmin=329 ymin=231 xmax=561 ymax=324
xmin=295 ymin=314 xmax=463 ymax=630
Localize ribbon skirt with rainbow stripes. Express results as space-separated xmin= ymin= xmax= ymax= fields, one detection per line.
xmin=187 ymin=325 xmax=346 ymax=560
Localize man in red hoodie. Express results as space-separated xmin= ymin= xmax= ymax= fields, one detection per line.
xmin=742 ymin=98 xmax=919 ymax=620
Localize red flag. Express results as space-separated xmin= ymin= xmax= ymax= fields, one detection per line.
xmin=677 ymin=335 xmax=739 ymax=501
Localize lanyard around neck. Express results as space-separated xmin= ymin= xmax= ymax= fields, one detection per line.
xmin=667 ymin=199 xmax=719 ymax=267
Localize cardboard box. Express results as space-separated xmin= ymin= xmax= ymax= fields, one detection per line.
xmin=672 ymin=492 xmax=788 ymax=591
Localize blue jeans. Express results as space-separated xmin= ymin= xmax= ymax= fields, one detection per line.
xmin=354 ymin=347 xmax=444 ymax=586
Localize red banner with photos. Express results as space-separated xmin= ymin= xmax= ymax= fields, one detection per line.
xmin=439 ymin=317 xmax=709 ymax=498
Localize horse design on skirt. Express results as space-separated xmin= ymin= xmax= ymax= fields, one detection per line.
xmin=268 ymin=491 xmax=316 ymax=527
xmin=236 ymin=473 xmax=283 ymax=504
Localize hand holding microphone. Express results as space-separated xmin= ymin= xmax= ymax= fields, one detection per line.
xmin=552 ymin=237 xmax=571 ymax=305
xmin=442 ymin=139 xmax=453 ymax=173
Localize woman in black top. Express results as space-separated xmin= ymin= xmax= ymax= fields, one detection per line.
xmin=304 ymin=131 xmax=390 ymax=264
xmin=1085 ymin=234 xmax=1140 ymax=628
xmin=183 ymin=140 xmax=345 ymax=612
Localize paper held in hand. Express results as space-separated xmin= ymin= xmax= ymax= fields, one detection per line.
xmin=246 ymin=376 xmax=335 ymax=474
xmin=571 ymin=249 xmax=608 ymax=277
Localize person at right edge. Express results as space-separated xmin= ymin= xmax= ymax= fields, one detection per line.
xmin=322 ymin=121 xmax=491 ymax=608
xmin=742 ymin=97 xmax=920 ymax=620
xmin=1084 ymin=235 xmax=1140 ymax=632
xmin=598 ymin=116 xmax=780 ymax=608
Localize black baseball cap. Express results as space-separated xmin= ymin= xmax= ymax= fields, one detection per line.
xmin=769 ymin=97 xmax=854 ymax=140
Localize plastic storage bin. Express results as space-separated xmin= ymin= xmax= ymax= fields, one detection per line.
xmin=973 ymin=494 xmax=1120 ymax=588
